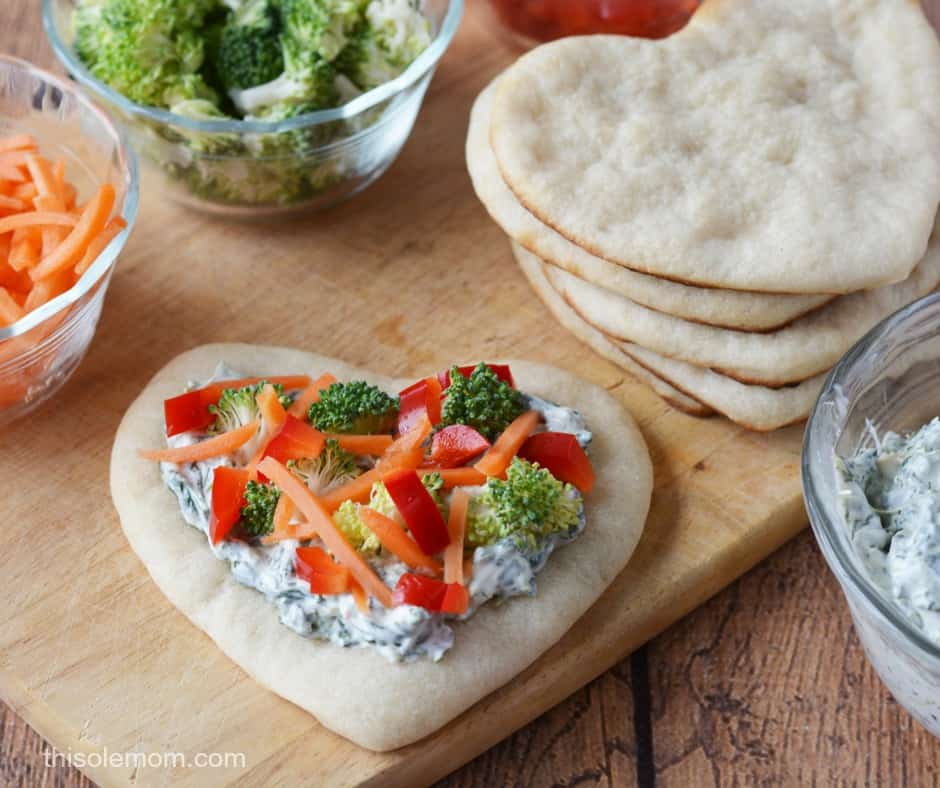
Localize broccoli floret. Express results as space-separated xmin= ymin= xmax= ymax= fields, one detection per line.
xmin=466 ymin=459 xmax=583 ymax=550
xmin=280 ymin=0 xmax=364 ymax=62
xmin=240 ymin=480 xmax=280 ymax=538
xmin=307 ymin=381 xmax=399 ymax=434
xmin=213 ymin=0 xmax=284 ymax=91
xmin=332 ymin=501 xmax=382 ymax=553
xmin=208 ymin=381 xmax=288 ymax=433
xmin=73 ymin=0 xmax=220 ymax=109
xmin=288 ymin=438 xmax=360 ymax=495
xmin=440 ymin=364 xmax=525 ymax=441
xmin=338 ymin=0 xmax=431 ymax=91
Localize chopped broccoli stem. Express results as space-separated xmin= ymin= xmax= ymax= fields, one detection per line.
xmin=287 ymin=438 xmax=360 ymax=496
xmin=208 ymin=381 xmax=288 ymax=433
xmin=440 ymin=364 xmax=525 ymax=440
xmin=307 ymin=381 xmax=399 ymax=435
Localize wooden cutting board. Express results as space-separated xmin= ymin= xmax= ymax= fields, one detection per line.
xmin=0 ymin=7 xmax=807 ymax=786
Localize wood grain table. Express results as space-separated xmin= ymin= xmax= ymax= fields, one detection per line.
xmin=5 ymin=2 xmax=940 ymax=786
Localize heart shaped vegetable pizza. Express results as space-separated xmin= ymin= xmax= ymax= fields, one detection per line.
xmin=110 ymin=344 xmax=652 ymax=751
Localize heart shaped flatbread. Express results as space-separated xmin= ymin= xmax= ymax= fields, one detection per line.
xmin=110 ymin=344 xmax=653 ymax=751
xmin=490 ymin=0 xmax=940 ymax=295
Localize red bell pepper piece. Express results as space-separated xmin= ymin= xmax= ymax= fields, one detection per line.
xmin=262 ymin=415 xmax=326 ymax=464
xmin=394 ymin=573 xmax=469 ymax=614
xmin=440 ymin=582 xmax=469 ymax=615
xmin=518 ymin=432 xmax=596 ymax=493
xmin=295 ymin=546 xmax=351 ymax=595
xmin=208 ymin=466 xmax=252 ymax=545
xmin=397 ymin=376 xmax=443 ymax=435
xmin=393 ymin=573 xmax=448 ymax=610
xmin=164 ymin=390 xmax=209 ymax=437
xmin=382 ymin=468 xmax=451 ymax=555
xmin=163 ymin=375 xmax=312 ymax=437
xmin=437 ymin=363 xmax=515 ymax=390
xmin=429 ymin=424 xmax=491 ymax=468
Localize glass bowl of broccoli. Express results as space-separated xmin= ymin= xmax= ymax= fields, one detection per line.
xmin=42 ymin=0 xmax=463 ymax=218
xmin=0 ymin=55 xmax=138 ymax=425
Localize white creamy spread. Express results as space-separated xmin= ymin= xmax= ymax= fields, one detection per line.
xmin=158 ymin=369 xmax=592 ymax=662
xmin=838 ymin=417 xmax=940 ymax=642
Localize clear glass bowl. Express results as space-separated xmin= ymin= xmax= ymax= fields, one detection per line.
xmin=804 ymin=291 xmax=940 ymax=736
xmin=0 ymin=56 xmax=138 ymax=426
xmin=42 ymin=0 xmax=463 ymax=218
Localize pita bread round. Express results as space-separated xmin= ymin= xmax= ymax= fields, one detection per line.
xmin=110 ymin=344 xmax=653 ymax=751
xmin=513 ymin=245 xmax=712 ymax=416
xmin=490 ymin=0 xmax=940 ymax=294
xmin=515 ymin=246 xmax=823 ymax=430
xmin=467 ymin=80 xmax=832 ymax=331
xmin=534 ymin=217 xmax=940 ymax=386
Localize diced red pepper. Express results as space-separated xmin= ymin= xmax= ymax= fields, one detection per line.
xmin=394 ymin=573 xmax=468 ymax=614
xmin=164 ymin=390 xmax=211 ymax=437
xmin=393 ymin=573 xmax=449 ymax=610
xmin=518 ymin=432 xmax=596 ymax=493
xmin=437 ymin=363 xmax=516 ymax=390
xmin=429 ymin=424 xmax=491 ymax=468
xmin=295 ymin=546 xmax=351 ymax=595
xmin=163 ymin=375 xmax=311 ymax=437
xmin=209 ymin=466 xmax=252 ymax=545
xmin=397 ymin=376 xmax=443 ymax=435
xmin=262 ymin=415 xmax=326 ymax=464
xmin=382 ymin=468 xmax=451 ymax=555
xmin=440 ymin=582 xmax=470 ymax=615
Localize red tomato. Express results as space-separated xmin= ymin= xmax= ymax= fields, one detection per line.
xmin=208 ymin=467 xmax=252 ymax=545
xmin=397 ymin=376 xmax=443 ymax=435
xmin=262 ymin=415 xmax=326 ymax=464
xmin=429 ymin=425 xmax=491 ymax=468
xmin=383 ymin=468 xmax=451 ymax=555
xmin=295 ymin=546 xmax=351 ymax=595
xmin=437 ymin=363 xmax=516 ymax=390
xmin=518 ymin=432 xmax=596 ymax=493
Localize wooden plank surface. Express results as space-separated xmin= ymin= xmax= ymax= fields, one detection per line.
xmin=1 ymin=1 xmax=939 ymax=786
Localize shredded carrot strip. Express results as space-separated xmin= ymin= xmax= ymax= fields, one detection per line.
xmin=0 ymin=134 xmax=37 ymax=153
xmin=74 ymin=216 xmax=125 ymax=276
xmin=0 ymin=287 xmax=24 ymax=326
xmin=0 ymin=195 xmax=26 ymax=214
xmin=475 ymin=411 xmax=540 ymax=478
xmin=0 ymin=211 xmax=76 ymax=235
xmin=31 ymin=184 xmax=114 ymax=281
xmin=11 ymin=182 xmax=37 ymax=201
xmin=139 ymin=420 xmax=259 ymax=464
xmin=444 ymin=489 xmax=469 ymax=584
xmin=327 ymin=433 xmax=394 ymax=455
xmin=360 ymin=507 xmax=443 ymax=574
xmin=287 ymin=372 xmax=336 ymax=418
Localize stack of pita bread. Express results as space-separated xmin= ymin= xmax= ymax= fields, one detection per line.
xmin=467 ymin=0 xmax=940 ymax=430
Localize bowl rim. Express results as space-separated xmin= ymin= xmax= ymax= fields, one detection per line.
xmin=0 ymin=54 xmax=139 ymax=342
xmin=802 ymin=289 xmax=940 ymax=667
xmin=42 ymin=0 xmax=465 ymax=135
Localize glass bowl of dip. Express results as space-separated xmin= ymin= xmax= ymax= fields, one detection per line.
xmin=803 ymin=290 xmax=940 ymax=736
xmin=43 ymin=0 xmax=462 ymax=218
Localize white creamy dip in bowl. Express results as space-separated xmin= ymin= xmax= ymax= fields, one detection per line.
xmin=804 ymin=290 xmax=940 ymax=737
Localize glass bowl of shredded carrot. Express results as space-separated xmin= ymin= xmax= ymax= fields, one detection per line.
xmin=0 ymin=56 xmax=137 ymax=425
